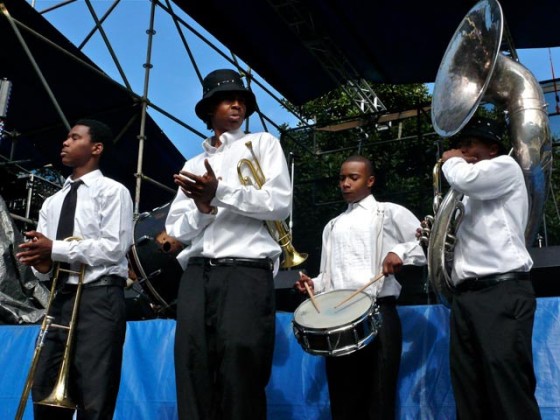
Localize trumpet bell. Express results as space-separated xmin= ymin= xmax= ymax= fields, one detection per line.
xmin=281 ymin=250 xmax=308 ymax=269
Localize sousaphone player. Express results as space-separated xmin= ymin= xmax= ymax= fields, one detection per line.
xmin=426 ymin=0 xmax=551 ymax=418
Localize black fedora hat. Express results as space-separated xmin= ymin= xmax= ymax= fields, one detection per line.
xmin=195 ymin=69 xmax=257 ymax=121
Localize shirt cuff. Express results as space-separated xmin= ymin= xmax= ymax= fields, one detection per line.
xmin=389 ymin=244 xmax=407 ymax=262
xmin=51 ymin=239 xmax=72 ymax=263
xmin=32 ymin=267 xmax=53 ymax=281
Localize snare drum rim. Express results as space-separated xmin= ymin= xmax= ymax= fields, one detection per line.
xmin=292 ymin=289 xmax=374 ymax=331
xmin=293 ymin=305 xmax=375 ymax=335
xmin=293 ymin=307 xmax=382 ymax=357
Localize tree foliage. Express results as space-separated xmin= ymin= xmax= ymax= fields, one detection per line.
xmin=280 ymin=82 xmax=436 ymax=275
xmin=279 ymin=82 xmax=560 ymax=276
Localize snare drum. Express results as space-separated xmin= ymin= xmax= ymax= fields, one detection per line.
xmin=292 ymin=289 xmax=382 ymax=357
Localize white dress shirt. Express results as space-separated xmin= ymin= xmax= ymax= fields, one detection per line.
xmin=312 ymin=194 xmax=426 ymax=298
xmin=33 ymin=169 xmax=134 ymax=284
xmin=442 ymin=155 xmax=533 ymax=284
xmin=166 ymin=128 xmax=292 ymax=270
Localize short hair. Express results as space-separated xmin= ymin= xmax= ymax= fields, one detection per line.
xmin=75 ymin=119 xmax=113 ymax=146
xmin=343 ymin=155 xmax=375 ymax=177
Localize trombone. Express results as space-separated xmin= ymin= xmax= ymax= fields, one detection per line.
xmin=237 ymin=141 xmax=307 ymax=268
xmin=16 ymin=237 xmax=86 ymax=419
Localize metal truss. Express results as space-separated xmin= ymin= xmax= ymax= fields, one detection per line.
xmin=266 ymin=0 xmax=387 ymax=115
xmin=3 ymin=0 xmax=312 ymax=215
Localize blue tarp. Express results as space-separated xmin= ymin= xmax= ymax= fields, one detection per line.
xmin=3 ymin=299 xmax=560 ymax=419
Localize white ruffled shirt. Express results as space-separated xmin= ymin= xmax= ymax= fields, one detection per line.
xmin=442 ymin=155 xmax=533 ymax=284
xmin=312 ymin=194 xmax=426 ymax=298
xmin=166 ymin=128 xmax=292 ymax=271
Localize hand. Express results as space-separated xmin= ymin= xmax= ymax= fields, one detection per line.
xmin=382 ymin=252 xmax=403 ymax=276
xmin=174 ymin=159 xmax=219 ymax=213
xmin=441 ymin=149 xmax=478 ymax=164
xmin=16 ymin=231 xmax=53 ymax=273
xmin=294 ymin=271 xmax=314 ymax=294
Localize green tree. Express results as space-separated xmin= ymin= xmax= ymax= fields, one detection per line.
xmin=280 ymin=82 xmax=435 ymax=276
xmin=279 ymin=83 xmax=560 ymax=279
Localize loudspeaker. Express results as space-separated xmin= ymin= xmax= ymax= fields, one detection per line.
xmin=395 ymin=265 xmax=436 ymax=306
xmin=529 ymin=246 xmax=560 ymax=297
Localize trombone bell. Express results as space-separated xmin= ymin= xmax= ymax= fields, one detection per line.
xmin=36 ymin=382 xmax=76 ymax=409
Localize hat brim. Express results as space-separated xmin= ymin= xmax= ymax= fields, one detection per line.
xmin=195 ymin=87 xmax=257 ymax=121
xmin=453 ymin=127 xmax=502 ymax=145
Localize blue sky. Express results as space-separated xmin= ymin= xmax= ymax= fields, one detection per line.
xmin=29 ymin=0 xmax=560 ymax=159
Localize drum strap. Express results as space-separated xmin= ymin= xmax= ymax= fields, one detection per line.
xmin=372 ymin=202 xmax=385 ymax=299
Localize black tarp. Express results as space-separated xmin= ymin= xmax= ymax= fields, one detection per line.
xmin=174 ymin=0 xmax=560 ymax=106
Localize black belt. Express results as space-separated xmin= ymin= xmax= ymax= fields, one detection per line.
xmin=188 ymin=256 xmax=274 ymax=271
xmin=58 ymin=274 xmax=126 ymax=293
xmin=455 ymin=271 xmax=530 ymax=293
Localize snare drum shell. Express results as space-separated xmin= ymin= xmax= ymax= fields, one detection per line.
xmin=292 ymin=289 xmax=382 ymax=357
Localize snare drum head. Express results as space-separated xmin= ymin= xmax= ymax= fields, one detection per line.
xmin=293 ymin=289 xmax=373 ymax=329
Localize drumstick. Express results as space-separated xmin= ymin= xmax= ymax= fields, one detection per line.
xmin=300 ymin=271 xmax=320 ymax=313
xmin=334 ymin=272 xmax=384 ymax=309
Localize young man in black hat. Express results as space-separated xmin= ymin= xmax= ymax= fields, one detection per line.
xmin=165 ymin=69 xmax=292 ymax=420
xmin=17 ymin=119 xmax=133 ymax=419
xmin=441 ymin=117 xmax=541 ymax=419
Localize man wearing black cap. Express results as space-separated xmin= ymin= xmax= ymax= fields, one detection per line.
xmin=166 ymin=69 xmax=291 ymax=420
xmin=441 ymin=117 xmax=541 ymax=419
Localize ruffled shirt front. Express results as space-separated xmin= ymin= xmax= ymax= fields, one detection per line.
xmin=313 ymin=194 xmax=426 ymax=298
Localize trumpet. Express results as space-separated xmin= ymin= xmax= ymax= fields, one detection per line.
xmin=16 ymin=237 xmax=86 ymax=419
xmin=237 ymin=141 xmax=308 ymax=269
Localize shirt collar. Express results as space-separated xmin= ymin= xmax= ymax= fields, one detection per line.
xmin=346 ymin=194 xmax=376 ymax=212
xmin=202 ymin=128 xmax=245 ymax=154
xmin=64 ymin=169 xmax=102 ymax=189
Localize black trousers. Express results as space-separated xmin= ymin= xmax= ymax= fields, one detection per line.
xmin=325 ymin=299 xmax=402 ymax=420
xmin=174 ymin=263 xmax=276 ymax=420
xmin=450 ymin=279 xmax=541 ymax=420
xmin=32 ymin=284 xmax=127 ymax=420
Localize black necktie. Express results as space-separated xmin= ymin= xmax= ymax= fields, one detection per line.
xmin=56 ymin=180 xmax=82 ymax=240
xmin=56 ymin=180 xmax=82 ymax=285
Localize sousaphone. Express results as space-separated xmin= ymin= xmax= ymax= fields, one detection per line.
xmin=426 ymin=0 xmax=552 ymax=306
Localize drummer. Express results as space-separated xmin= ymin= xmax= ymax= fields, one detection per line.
xmin=295 ymin=155 xmax=426 ymax=420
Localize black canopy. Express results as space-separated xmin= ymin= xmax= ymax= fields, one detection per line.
xmin=174 ymin=0 xmax=560 ymax=105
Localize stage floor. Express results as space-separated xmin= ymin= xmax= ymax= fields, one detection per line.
xmin=2 ymin=299 xmax=560 ymax=419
